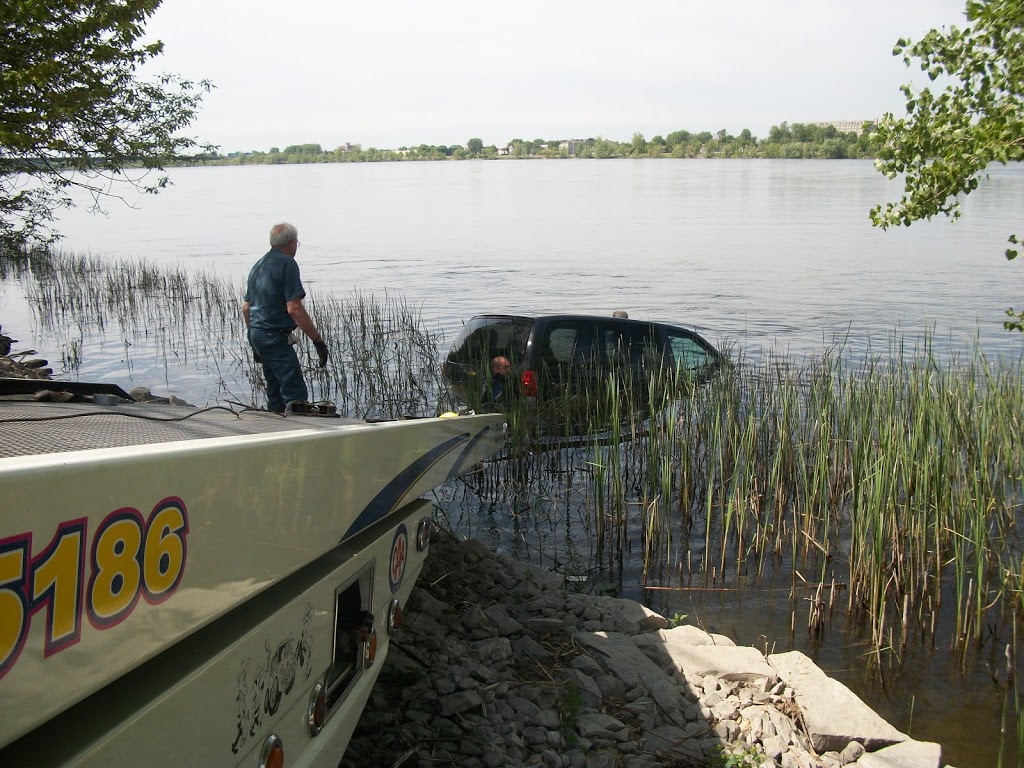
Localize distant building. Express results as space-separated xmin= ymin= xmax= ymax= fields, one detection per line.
xmin=812 ymin=120 xmax=877 ymax=134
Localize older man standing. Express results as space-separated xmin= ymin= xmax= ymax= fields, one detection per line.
xmin=242 ymin=222 xmax=329 ymax=413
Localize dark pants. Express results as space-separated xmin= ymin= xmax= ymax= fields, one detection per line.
xmin=249 ymin=328 xmax=307 ymax=413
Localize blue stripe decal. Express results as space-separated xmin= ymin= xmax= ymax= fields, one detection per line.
xmin=341 ymin=433 xmax=470 ymax=541
xmin=445 ymin=426 xmax=492 ymax=481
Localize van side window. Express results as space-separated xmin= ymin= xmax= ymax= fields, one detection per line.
xmin=542 ymin=322 xmax=600 ymax=367
xmin=665 ymin=329 xmax=714 ymax=373
xmin=602 ymin=324 xmax=659 ymax=373
xmin=545 ymin=327 xmax=578 ymax=363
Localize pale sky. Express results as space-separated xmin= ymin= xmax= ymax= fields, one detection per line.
xmin=141 ymin=0 xmax=969 ymax=153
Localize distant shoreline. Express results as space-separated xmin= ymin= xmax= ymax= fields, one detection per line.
xmin=183 ymin=123 xmax=877 ymax=167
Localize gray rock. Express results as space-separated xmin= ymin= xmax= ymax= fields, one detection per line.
xmin=593 ymin=595 xmax=670 ymax=633
xmin=575 ymin=712 xmax=628 ymax=739
xmin=532 ymin=709 xmax=561 ymax=729
xmin=460 ymin=538 xmax=493 ymax=560
xmin=437 ymin=689 xmax=483 ymax=716
xmin=506 ymin=694 xmax=540 ymax=718
xmin=643 ymin=725 xmax=708 ymax=761
xmin=768 ymin=706 xmax=795 ymax=745
xmin=481 ymin=744 xmax=507 ymax=767
xmin=584 ymin=751 xmax=617 ymax=768
xmin=472 ymin=636 xmax=512 ymax=662
xmin=524 ymin=617 xmax=569 ymax=634
xmin=841 ymin=741 xmax=867 ymax=763
xmin=559 ymin=667 xmax=603 ymax=708
xmin=763 ymin=734 xmax=788 ymax=760
xmin=434 ymin=677 xmax=456 ymax=695
xmin=570 ymin=654 xmax=604 ymax=677
xmin=406 ymin=587 xmax=449 ymax=619
xmin=782 ymin=749 xmax=816 ymax=768
xmin=540 ymin=748 xmax=563 ymax=768
xmin=513 ymin=634 xmax=554 ymax=662
xmin=769 ymin=651 xmax=908 ymax=753
xmin=462 ymin=603 xmax=490 ymax=630
xmin=510 ymin=558 xmax=565 ymax=590
xmin=662 ymin=624 xmax=718 ymax=645
xmin=482 ymin=603 xmax=524 ymax=635
xmin=657 ymin=628 xmax=775 ymax=681
xmin=853 ymin=740 xmax=943 ymax=768
xmin=522 ymin=725 xmax=548 ymax=746
xmin=712 ymin=698 xmax=741 ymax=721
xmin=573 ymin=630 xmax=676 ymax=690
xmin=624 ymin=756 xmax=662 ymax=768
xmin=646 ymin=677 xmax=689 ymax=727
xmin=595 ymin=672 xmax=626 ymax=700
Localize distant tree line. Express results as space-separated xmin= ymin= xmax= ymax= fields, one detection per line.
xmin=187 ymin=122 xmax=878 ymax=167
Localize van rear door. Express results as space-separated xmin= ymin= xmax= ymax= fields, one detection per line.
xmin=443 ymin=316 xmax=532 ymax=404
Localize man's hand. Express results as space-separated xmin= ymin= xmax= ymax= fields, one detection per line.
xmin=314 ymin=340 xmax=329 ymax=368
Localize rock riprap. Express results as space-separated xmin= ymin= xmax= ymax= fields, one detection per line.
xmin=341 ymin=533 xmax=947 ymax=768
xmin=0 ymin=325 xmax=52 ymax=379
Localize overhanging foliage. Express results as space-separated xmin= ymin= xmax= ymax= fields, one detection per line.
xmin=871 ymin=0 xmax=1023 ymax=330
xmin=0 ymin=0 xmax=212 ymax=248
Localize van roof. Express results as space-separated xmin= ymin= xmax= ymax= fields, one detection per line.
xmin=467 ymin=313 xmax=687 ymax=328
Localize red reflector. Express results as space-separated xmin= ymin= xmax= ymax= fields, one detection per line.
xmin=266 ymin=745 xmax=284 ymax=768
xmin=308 ymin=682 xmax=326 ymax=736
xmin=388 ymin=598 xmax=403 ymax=634
xmin=259 ymin=734 xmax=284 ymax=768
xmin=521 ymin=369 xmax=538 ymax=397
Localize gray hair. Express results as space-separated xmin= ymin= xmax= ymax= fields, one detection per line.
xmin=612 ymin=310 xmax=629 ymax=319
xmin=269 ymin=222 xmax=298 ymax=248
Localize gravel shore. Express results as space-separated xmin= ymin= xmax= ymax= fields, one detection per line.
xmin=0 ymin=325 xmax=52 ymax=379
xmin=340 ymin=530 xmax=939 ymax=768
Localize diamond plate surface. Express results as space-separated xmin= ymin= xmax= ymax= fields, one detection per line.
xmin=0 ymin=401 xmax=365 ymax=459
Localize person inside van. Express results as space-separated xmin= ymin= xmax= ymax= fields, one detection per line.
xmin=483 ymin=355 xmax=515 ymax=405
xmin=612 ymin=310 xmax=629 ymax=319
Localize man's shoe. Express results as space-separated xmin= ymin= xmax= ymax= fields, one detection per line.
xmin=285 ymin=401 xmax=338 ymax=417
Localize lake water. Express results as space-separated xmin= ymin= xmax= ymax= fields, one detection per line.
xmin=9 ymin=159 xmax=1023 ymax=377
xmin=3 ymin=159 xmax=1023 ymax=766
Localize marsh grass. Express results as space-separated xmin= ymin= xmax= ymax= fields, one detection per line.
xmin=7 ymin=247 xmax=446 ymax=416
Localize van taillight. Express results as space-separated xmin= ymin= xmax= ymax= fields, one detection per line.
xmin=521 ymin=369 xmax=538 ymax=397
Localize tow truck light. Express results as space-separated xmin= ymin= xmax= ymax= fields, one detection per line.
xmin=388 ymin=598 xmax=402 ymax=634
xmin=416 ymin=518 xmax=431 ymax=551
xmin=521 ymin=369 xmax=538 ymax=397
xmin=361 ymin=625 xmax=378 ymax=667
xmin=308 ymin=682 xmax=327 ymax=736
xmin=258 ymin=734 xmax=284 ymax=768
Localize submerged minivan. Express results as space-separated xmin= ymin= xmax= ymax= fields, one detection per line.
xmin=442 ymin=314 xmax=721 ymax=415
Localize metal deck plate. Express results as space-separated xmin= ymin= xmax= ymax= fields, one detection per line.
xmin=0 ymin=401 xmax=368 ymax=459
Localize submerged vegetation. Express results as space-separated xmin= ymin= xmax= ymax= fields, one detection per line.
xmin=3 ymin=245 xmax=1023 ymax=762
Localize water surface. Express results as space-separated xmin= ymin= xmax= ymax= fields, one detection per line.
xmin=3 ymin=159 xmax=1023 ymax=767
